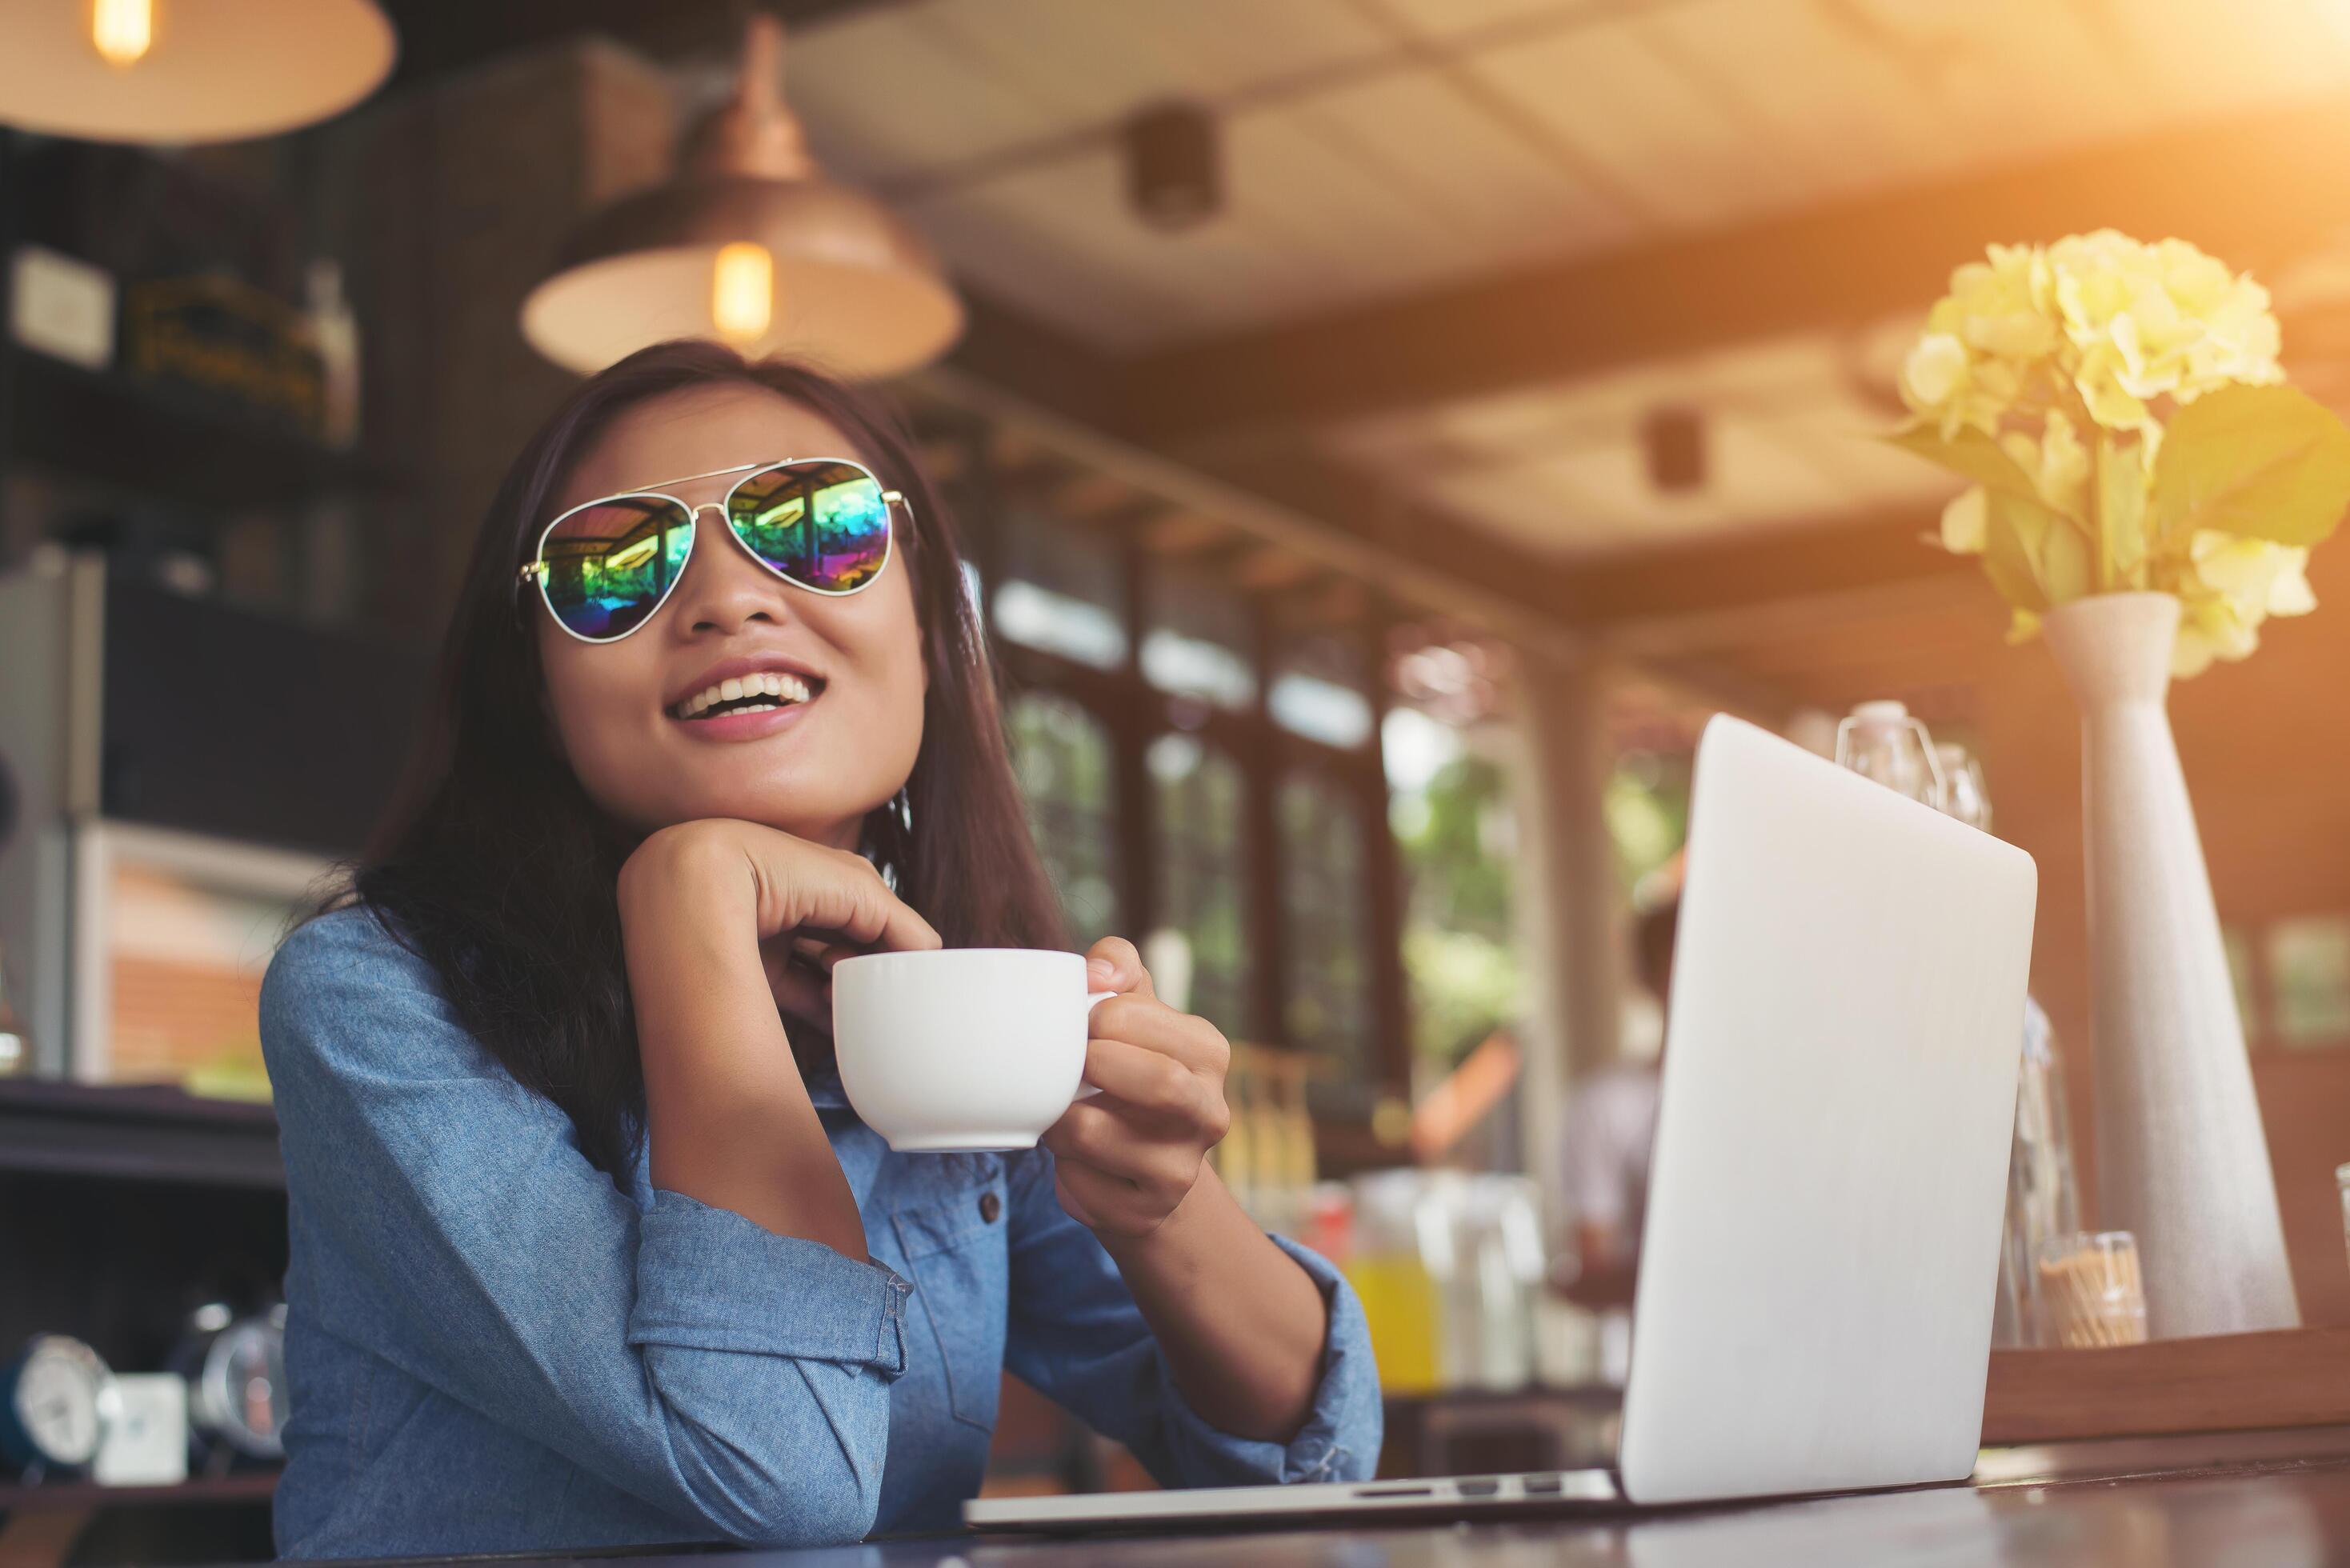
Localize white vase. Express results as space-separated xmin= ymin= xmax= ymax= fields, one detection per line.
xmin=2040 ymin=592 xmax=2299 ymax=1339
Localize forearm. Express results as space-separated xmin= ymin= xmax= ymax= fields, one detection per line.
xmin=623 ymin=863 xmax=865 ymax=1260
xmin=1102 ymin=1169 xmax=1327 ymax=1442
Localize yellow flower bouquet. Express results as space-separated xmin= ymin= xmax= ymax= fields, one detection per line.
xmin=1894 ymin=230 xmax=2350 ymax=675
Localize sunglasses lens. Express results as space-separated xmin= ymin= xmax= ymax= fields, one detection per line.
xmin=728 ymin=460 xmax=891 ymax=593
xmin=540 ymin=497 xmax=694 ymax=641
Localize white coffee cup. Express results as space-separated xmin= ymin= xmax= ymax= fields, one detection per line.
xmin=831 ymin=948 xmax=1112 ymax=1153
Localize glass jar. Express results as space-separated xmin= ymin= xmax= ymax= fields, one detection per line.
xmin=1346 ymin=1170 xmax=1449 ymax=1394
xmin=1997 ymin=998 xmax=2081 ymax=1346
xmin=1834 ymin=699 xmax=1944 ymax=806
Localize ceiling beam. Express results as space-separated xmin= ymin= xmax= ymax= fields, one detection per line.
xmin=943 ymin=294 xmax=1996 ymax=645
xmin=1115 ymin=90 xmax=2350 ymax=441
xmin=939 ymin=293 xmax=1591 ymax=641
xmin=1559 ymin=506 xmax=1972 ymax=629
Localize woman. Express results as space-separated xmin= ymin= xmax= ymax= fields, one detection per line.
xmin=260 ymin=342 xmax=1379 ymax=1558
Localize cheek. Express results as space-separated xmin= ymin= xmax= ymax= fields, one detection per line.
xmin=538 ymin=633 xmax=660 ymax=813
xmin=857 ymin=592 xmax=930 ymax=768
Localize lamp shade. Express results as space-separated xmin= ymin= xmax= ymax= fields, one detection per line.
xmin=0 ymin=0 xmax=395 ymax=143
xmin=521 ymin=174 xmax=963 ymax=381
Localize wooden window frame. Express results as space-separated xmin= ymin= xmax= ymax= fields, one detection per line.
xmin=973 ymin=497 xmax=1410 ymax=1153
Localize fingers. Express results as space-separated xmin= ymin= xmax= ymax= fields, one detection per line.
xmin=738 ymin=828 xmax=940 ymax=954
xmin=1045 ymin=1125 xmax=1194 ymax=1240
xmin=1088 ymin=995 xmax=1230 ymax=1077
xmin=767 ymin=956 xmax=831 ymax=1034
xmin=1042 ymin=1102 xmax=1203 ymax=1195
xmin=1051 ymin=1168 xmax=1100 ymax=1230
xmin=1084 ymin=936 xmax=1155 ymax=1000
xmin=1082 ymin=1038 xmax=1228 ymax=1141
xmin=809 ymin=851 xmax=940 ymax=954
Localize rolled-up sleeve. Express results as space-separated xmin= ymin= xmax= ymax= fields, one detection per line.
xmin=1000 ymin=1148 xmax=1382 ymax=1488
xmin=261 ymin=912 xmax=908 ymax=1548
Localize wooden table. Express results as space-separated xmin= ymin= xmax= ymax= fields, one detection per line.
xmin=233 ymin=1425 xmax=2350 ymax=1567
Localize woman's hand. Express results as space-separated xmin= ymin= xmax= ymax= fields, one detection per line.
xmin=619 ymin=818 xmax=940 ymax=958
xmin=1043 ymin=938 xmax=1328 ymax=1443
xmin=616 ymin=819 xmax=937 ymax=1256
xmin=619 ymin=819 xmax=939 ymax=1033
xmin=1041 ymin=937 xmax=1232 ymax=1244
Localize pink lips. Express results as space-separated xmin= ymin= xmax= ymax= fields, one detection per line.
xmin=671 ymin=698 xmax=816 ymax=742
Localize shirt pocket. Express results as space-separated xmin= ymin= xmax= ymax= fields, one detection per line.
xmin=891 ymin=1164 xmax=1010 ymax=1433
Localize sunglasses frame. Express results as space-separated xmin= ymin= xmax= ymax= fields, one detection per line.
xmin=515 ymin=458 xmax=904 ymax=645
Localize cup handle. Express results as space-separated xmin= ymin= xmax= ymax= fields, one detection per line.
xmin=1075 ymin=990 xmax=1115 ymax=1101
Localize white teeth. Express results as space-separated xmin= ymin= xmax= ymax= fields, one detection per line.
xmin=671 ymin=670 xmax=819 ymax=718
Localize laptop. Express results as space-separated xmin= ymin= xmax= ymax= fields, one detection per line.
xmin=967 ymin=714 xmax=2037 ymax=1532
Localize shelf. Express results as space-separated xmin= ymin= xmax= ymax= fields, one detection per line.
xmin=6 ymin=353 xmax=398 ymax=511
xmin=0 ymin=1079 xmax=282 ymax=1190
xmin=1984 ymin=1325 xmax=2350 ymax=1445
xmin=0 ymin=1471 xmax=277 ymax=1514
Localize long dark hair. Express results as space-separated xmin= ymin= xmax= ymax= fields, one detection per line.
xmin=343 ymin=341 xmax=1064 ymax=1178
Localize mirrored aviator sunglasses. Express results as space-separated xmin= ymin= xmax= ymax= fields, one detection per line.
xmin=518 ymin=458 xmax=900 ymax=643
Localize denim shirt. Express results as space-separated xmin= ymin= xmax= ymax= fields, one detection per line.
xmin=258 ymin=909 xmax=1380 ymax=1558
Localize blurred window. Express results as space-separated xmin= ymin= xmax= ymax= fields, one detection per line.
xmin=2270 ymin=916 xmax=2350 ymax=1046
xmin=1281 ymin=769 xmax=1374 ymax=1112
xmin=1149 ymin=733 xmax=1251 ymax=1036
xmin=1142 ymin=562 xmax=1255 ymax=710
xmin=1007 ymin=691 xmax=1120 ymax=950
xmin=1386 ymin=706 xmax=1519 ymax=1073
xmin=1270 ymin=627 xmax=1375 ymax=750
xmin=993 ymin=508 xmax=1127 ymax=670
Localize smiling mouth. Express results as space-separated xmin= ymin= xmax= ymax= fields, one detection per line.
xmin=668 ymin=670 xmax=823 ymax=721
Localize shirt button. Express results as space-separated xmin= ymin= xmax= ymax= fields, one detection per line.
xmin=979 ymin=1192 xmax=1002 ymax=1224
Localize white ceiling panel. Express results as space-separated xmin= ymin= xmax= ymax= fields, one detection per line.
xmin=793 ymin=0 xmax=2350 ymax=418
xmin=903 ymin=0 xmax=1393 ymax=133
xmin=1880 ymin=0 xmax=2157 ymax=167
xmin=1319 ymin=325 xmax=1973 ymax=555
xmin=792 ymin=0 xmax=1392 ymax=186
xmin=2094 ymin=0 xmax=2350 ymax=123
xmin=911 ymin=145 xmax=1379 ymax=348
xmin=1219 ymin=102 xmax=1507 ymax=308
xmin=1759 ymin=418 xmax=1959 ymax=507
xmin=1418 ymin=414 xmax=1883 ymax=557
xmin=908 ymin=152 xmax=1223 ymax=346
xmin=1418 ymin=455 xmax=1639 ymax=554
xmin=786 ymin=9 xmax=1063 ymax=184
xmin=1466 ymin=21 xmax=1811 ymax=228
xmin=1635 ymin=0 xmax=1964 ymax=202
xmin=1291 ymin=68 xmax=1638 ymax=266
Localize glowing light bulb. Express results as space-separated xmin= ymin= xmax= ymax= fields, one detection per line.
xmin=92 ymin=0 xmax=154 ymax=67
xmin=711 ymin=242 xmax=774 ymax=343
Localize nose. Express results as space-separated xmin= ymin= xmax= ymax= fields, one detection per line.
xmin=670 ymin=508 xmax=794 ymax=637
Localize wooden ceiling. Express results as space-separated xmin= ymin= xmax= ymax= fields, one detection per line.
xmin=377 ymin=1 xmax=2350 ymax=638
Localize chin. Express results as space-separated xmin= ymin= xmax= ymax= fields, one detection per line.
xmin=688 ymin=784 xmax=883 ymax=842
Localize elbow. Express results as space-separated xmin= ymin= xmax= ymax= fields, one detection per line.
xmin=661 ymin=1371 xmax=890 ymax=1547
xmin=679 ymin=1446 xmax=885 ymax=1549
xmin=724 ymin=1478 xmax=882 ymax=1551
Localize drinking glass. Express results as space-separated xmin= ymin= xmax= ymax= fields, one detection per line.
xmin=2036 ymin=1231 xmax=2148 ymax=1348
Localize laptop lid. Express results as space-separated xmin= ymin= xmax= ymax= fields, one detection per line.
xmin=1616 ymin=715 xmax=2036 ymax=1505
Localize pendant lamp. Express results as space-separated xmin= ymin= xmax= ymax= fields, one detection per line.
xmin=522 ymin=14 xmax=962 ymax=382
xmin=0 ymin=0 xmax=395 ymax=143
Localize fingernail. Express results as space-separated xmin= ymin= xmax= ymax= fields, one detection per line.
xmin=1087 ymin=958 xmax=1115 ymax=985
